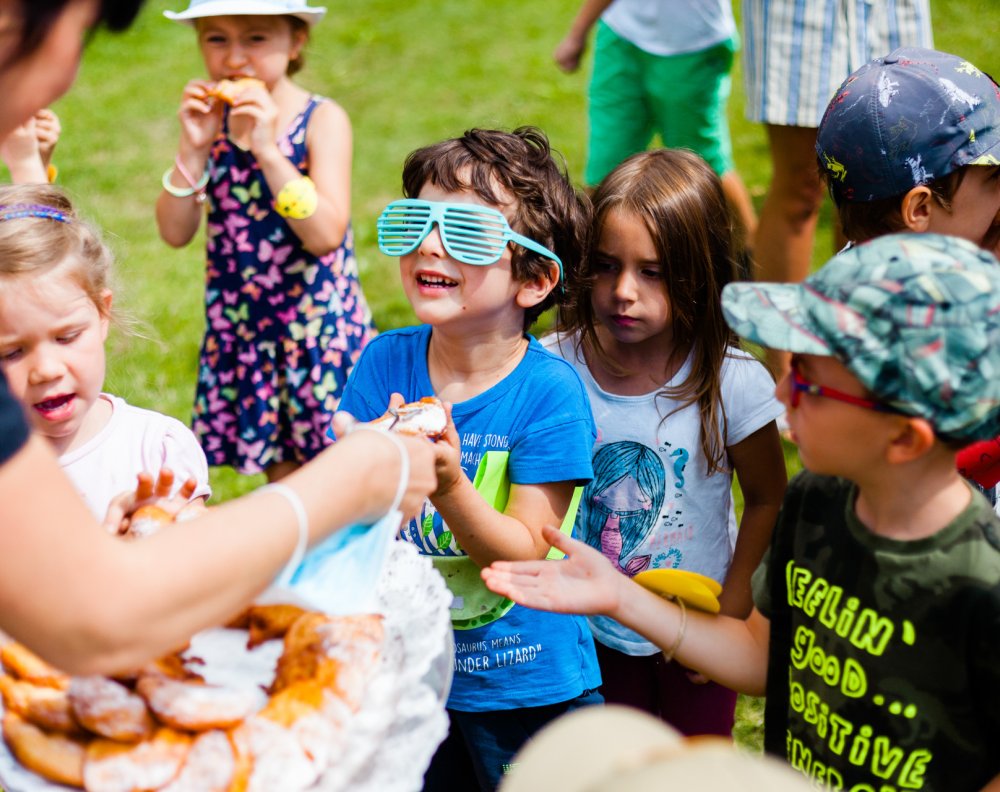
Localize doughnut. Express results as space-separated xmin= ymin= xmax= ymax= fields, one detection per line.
xmin=230 ymin=716 xmax=318 ymax=792
xmin=1 ymin=641 xmax=70 ymax=689
xmin=136 ymin=674 xmax=263 ymax=732
xmin=257 ymin=679 xmax=325 ymax=727
xmin=269 ymin=613 xmax=342 ymax=695
xmin=315 ymin=613 xmax=384 ymax=709
xmin=2 ymin=711 xmax=86 ymax=787
xmin=372 ymin=396 xmax=447 ymax=438
xmin=245 ymin=603 xmax=309 ymax=649
xmin=0 ymin=674 xmax=78 ymax=734
xmin=157 ymin=729 xmax=236 ymax=792
xmin=83 ymin=727 xmax=191 ymax=792
xmin=208 ymin=77 xmax=265 ymax=104
xmin=124 ymin=503 xmax=174 ymax=539
xmin=68 ymin=675 xmax=155 ymax=743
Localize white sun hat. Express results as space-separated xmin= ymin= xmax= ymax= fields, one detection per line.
xmin=164 ymin=0 xmax=327 ymax=26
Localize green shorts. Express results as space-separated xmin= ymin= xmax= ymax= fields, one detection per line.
xmin=586 ymin=21 xmax=737 ymax=187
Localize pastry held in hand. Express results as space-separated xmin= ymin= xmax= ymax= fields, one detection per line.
xmin=125 ymin=504 xmax=174 ymax=539
xmin=373 ymin=396 xmax=447 ymax=439
xmin=207 ymin=77 xmax=265 ymax=104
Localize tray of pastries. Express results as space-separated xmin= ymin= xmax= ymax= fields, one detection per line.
xmin=0 ymin=532 xmax=452 ymax=791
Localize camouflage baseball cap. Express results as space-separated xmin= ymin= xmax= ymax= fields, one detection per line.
xmin=722 ymin=234 xmax=1000 ymax=443
xmin=817 ymin=47 xmax=1000 ymax=202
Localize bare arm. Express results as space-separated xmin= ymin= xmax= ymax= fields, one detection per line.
xmin=156 ymin=80 xmax=220 ymax=248
xmin=719 ymin=422 xmax=786 ymax=617
xmin=0 ymin=117 xmax=47 ymax=183
xmin=242 ymin=91 xmax=352 ymax=256
xmin=554 ymin=0 xmax=616 ymax=72
xmin=0 ymin=429 xmax=435 ymax=675
xmin=482 ymin=524 xmax=772 ymax=694
xmin=428 ymin=407 xmax=573 ymax=566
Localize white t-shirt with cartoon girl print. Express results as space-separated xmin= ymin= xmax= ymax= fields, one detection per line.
xmin=544 ymin=332 xmax=783 ymax=656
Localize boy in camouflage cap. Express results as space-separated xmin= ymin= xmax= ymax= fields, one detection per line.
xmin=817 ymin=47 xmax=1000 ymax=256
xmin=483 ymin=234 xmax=1000 ymax=791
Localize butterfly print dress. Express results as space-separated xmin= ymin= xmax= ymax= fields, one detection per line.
xmin=192 ymin=96 xmax=376 ymax=474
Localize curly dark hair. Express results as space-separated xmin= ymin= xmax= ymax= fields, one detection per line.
xmin=400 ymin=126 xmax=591 ymax=330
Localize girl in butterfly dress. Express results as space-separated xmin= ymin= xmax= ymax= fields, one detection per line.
xmin=156 ymin=0 xmax=375 ymax=481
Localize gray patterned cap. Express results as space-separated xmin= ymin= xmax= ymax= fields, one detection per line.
xmin=722 ymin=234 xmax=1000 ymax=443
xmin=817 ymin=47 xmax=1000 ymax=202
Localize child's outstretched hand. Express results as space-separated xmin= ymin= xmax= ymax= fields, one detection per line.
xmin=482 ymin=524 xmax=625 ymax=616
xmin=178 ymin=79 xmax=224 ymax=153
xmin=103 ymin=468 xmax=200 ymax=536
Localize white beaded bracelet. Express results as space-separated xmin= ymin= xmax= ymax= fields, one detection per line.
xmin=258 ymin=483 xmax=309 ymax=586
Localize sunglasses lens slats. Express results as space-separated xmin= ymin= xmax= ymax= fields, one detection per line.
xmin=377 ymin=203 xmax=431 ymax=254
xmin=441 ymin=207 xmax=509 ymax=265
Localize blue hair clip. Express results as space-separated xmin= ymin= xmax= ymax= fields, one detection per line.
xmin=0 ymin=204 xmax=71 ymax=223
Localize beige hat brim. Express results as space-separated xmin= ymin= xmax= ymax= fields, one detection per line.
xmin=500 ymin=706 xmax=811 ymax=792
xmin=164 ymin=1 xmax=326 ymax=26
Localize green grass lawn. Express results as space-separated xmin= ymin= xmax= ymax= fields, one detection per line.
xmin=6 ymin=0 xmax=993 ymax=753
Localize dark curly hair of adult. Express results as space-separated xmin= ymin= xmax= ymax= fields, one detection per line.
xmin=400 ymin=126 xmax=591 ymax=330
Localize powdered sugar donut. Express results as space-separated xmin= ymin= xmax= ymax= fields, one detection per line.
xmin=158 ymin=729 xmax=236 ymax=792
xmin=68 ymin=676 xmax=155 ymax=742
xmin=136 ymin=674 xmax=264 ymax=731
xmin=83 ymin=727 xmax=191 ymax=792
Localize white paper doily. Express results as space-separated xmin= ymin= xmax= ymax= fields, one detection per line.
xmin=0 ymin=539 xmax=451 ymax=792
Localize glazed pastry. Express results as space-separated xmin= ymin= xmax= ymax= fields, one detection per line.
xmin=68 ymin=676 xmax=155 ymax=743
xmin=0 ymin=674 xmax=78 ymax=733
xmin=136 ymin=675 xmax=262 ymax=732
xmin=157 ymin=729 xmax=236 ymax=792
xmin=245 ymin=603 xmax=309 ymax=650
xmin=2 ymin=711 xmax=86 ymax=788
xmin=208 ymin=77 xmax=265 ymax=104
xmin=83 ymin=727 xmax=191 ymax=792
xmin=1 ymin=642 xmax=70 ymax=689
xmin=372 ymin=396 xmax=447 ymax=439
xmin=124 ymin=504 xmax=174 ymax=539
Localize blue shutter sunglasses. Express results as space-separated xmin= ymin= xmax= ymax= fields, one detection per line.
xmin=376 ymin=199 xmax=564 ymax=282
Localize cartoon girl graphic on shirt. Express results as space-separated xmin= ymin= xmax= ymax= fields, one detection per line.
xmin=580 ymin=441 xmax=665 ymax=575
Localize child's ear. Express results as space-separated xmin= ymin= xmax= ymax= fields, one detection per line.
xmin=885 ymin=416 xmax=936 ymax=464
xmin=290 ymin=27 xmax=308 ymax=61
xmin=98 ymin=289 xmax=113 ymax=342
xmin=515 ymin=262 xmax=561 ymax=309
xmin=899 ymin=186 xmax=935 ymax=232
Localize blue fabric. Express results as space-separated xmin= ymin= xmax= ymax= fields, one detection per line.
xmin=338 ymin=325 xmax=601 ymax=710
xmin=0 ymin=371 xmax=29 ymax=466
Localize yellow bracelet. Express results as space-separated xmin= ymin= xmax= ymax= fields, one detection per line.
xmin=274 ymin=176 xmax=318 ymax=220
xmin=661 ymin=595 xmax=686 ymax=663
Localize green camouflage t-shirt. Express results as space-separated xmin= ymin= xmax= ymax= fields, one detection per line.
xmin=753 ymin=472 xmax=1000 ymax=791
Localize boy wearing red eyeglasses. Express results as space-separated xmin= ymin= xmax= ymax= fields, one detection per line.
xmin=336 ymin=127 xmax=601 ymax=790
xmin=484 ymin=233 xmax=1000 ymax=791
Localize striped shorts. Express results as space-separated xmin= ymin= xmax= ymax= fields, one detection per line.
xmin=742 ymin=0 xmax=933 ymax=127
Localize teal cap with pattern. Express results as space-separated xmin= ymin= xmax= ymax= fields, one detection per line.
xmin=722 ymin=233 xmax=1000 ymax=443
